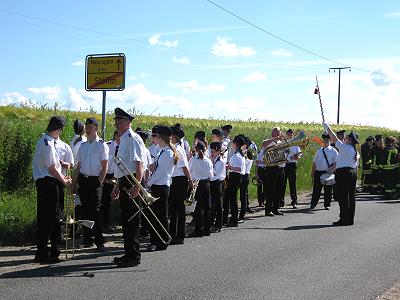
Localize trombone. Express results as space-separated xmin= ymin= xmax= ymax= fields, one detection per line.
xmin=114 ymin=156 xmax=172 ymax=245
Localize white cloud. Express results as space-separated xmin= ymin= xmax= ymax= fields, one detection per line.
xmin=0 ymin=92 xmax=31 ymax=106
xmin=72 ymin=60 xmax=84 ymax=67
xmin=168 ymin=80 xmax=225 ymax=93
xmin=271 ymin=48 xmax=293 ymax=57
xmin=173 ymin=56 xmax=190 ymax=65
xmin=148 ymin=34 xmax=178 ymax=48
xmin=211 ymin=37 xmax=256 ymax=57
xmin=385 ymin=12 xmax=400 ymax=18
xmin=27 ymin=86 xmax=62 ymax=101
xmin=242 ymin=71 xmax=267 ymax=82
xmin=127 ymin=72 xmax=150 ymax=81
xmin=370 ymin=66 xmax=399 ymax=86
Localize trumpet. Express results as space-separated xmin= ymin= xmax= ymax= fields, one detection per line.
xmin=114 ymin=156 xmax=172 ymax=245
xmin=185 ymin=180 xmax=199 ymax=206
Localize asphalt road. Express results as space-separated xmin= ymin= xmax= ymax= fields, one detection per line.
xmin=1 ymin=192 xmax=400 ymax=300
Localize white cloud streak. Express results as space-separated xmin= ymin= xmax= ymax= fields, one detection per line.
xmin=211 ymin=37 xmax=256 ymax=57
xmin=173 ymin=56 xmax=191 ymax=65
xmin=27 ymin=86 xmax=62 ymax=101
xmin=72 ymin=60 xmax=84 ymax=67
xmin=148 ymin=34 xmax=178 ymax=48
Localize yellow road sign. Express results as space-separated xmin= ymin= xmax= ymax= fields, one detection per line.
xmin=85 ymin=53 xmax=125 ymax=91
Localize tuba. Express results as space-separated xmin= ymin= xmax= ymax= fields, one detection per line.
xmin=263 ymin=130 xmax=309 ymax=167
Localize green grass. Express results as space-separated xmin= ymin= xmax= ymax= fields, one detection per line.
xmin=0 ymin=105 xmax=399 ymax=245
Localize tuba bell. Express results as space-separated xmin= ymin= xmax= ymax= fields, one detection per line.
xmin=263 ymin=130 xmax=309 ymax=167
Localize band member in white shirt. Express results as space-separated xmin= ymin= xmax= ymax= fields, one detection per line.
xmin=282 ymin=129 xmax=302 ymax=209
xmin=169 ymin=126 xmax=193 ymax=245
xmin=101 ymin=131 xmax=120 ymax=233
xmin=174 ymin=123 xmax=191 ymax=161
xmin=224 ymin=135 xmax=246 ymax=227
xmin=310 ymin=133 xmax=338 ymax=210
xmin=221 ymin=124 xmax=233 ymax=161
xmin=255 ymin=146 xmax=267 ymax=207
xmin=70 ymin=119 xmax=87 ymax=163
xmin=239 ymin=136 xmax=254 ymax=221
xmin=111 ymin=108 xmax=145 ymax=267
xmin=209 ymin=142 xmax=226 ymax=232
xmin=147 ymin=126 xmax=178 ymax=251
xmin=323 ymin=122 xmax=360 ymax=226
xmin=211 ymin=128 xmax=227 ymax=162
xmin=262 ymin=127 xmax=285 ymax=216
xmin=135 ymin=127 xmax=152 ymax=183
xmin=33 ymin=116 xmax=71 ymax=263
xmin=148 ymin=125 xmax=161 ymax=164
xmin=72 ymin=118 xmax=109 ymax=251
xmin=188 ymin=141 xmax=213 ymax=237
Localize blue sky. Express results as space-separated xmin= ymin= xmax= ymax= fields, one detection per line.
xmin=1 ymin=1 xmax=400 ymax=129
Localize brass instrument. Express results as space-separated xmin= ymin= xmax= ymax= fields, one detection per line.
xmin=114 ymin=156 xmax=171 ymax=245
xmin=263 ymin=130 xmax=309 ymax=167
xmin=185 ymin=180 xmax=199 ymax=206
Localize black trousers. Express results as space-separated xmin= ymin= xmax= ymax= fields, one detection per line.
xmin=283 ymin=163 xmax=298 ymax=205
xmin=223 ymin=172 xmax=241 ymax=224
xmin=256 ymin=167 xmax=265 ymax=206
xmin=371 ymin=167 xmax=383 ymax=192
xmin=361 ymin=165 xmax=373 ymax=190
xmin=194 ymin=180 xmax=211 ymax=233
xmin=335 ymin=167 xmax=357 ymax=224
xmin=148 ymin=184 xmax=170 ymax=247
xmin=78 ymin=174 xmax=104 ymax=245
xmin=101 ymin=173 xmax=114 ymax=228
xmin=118 ymin=176 xmax=141 ymax=260
xmin=382 ymin=168 xmax=397 ymax=196
xmin=210 ymin=180 xmax=223 ymax=229
xmin=263 ymin=166 xmax=284 ymax=213
xmin=311 ymin=171 xmax=333 ymax=208
xmin=169 ymin=176 xmax=188 ymax=240
xmin=36 ymin=176 xmax=63 ymax=257
xmin=239 ymin=174 xmax=250 ymax=218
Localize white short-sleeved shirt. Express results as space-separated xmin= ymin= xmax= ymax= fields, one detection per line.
xmin=77 ymin=135 xmax=109 ymax=176
xmin=182 ymin=138 xmax=191 ymax=159
xmin=172 ymin=144 xmax=189 ymax=177
xmin=287 ymin=146 xmax=301 ymax=163
xmin=148 ymin=143 xmax=161 ymax=164
xmin=211 ymin=156 xmax=226 ymax=181
xmin=256 ymin=148 xmax=267 ymax=168
xmin=228 ymin=151 xmax=246 ymax=175
xmin=114 ymin=128 xmax=145 ymax=178
xmin=33 ymin=134 xmax=61 ymax=181
xmin=189 ymin=155 xmax=213 ymax=180
xmin=245 ymin=158 xmax=253 ymax=175
xmin=70 ymin=134 xmax=87 ymax=163
xmin=313 ymin=146 xmax=339 ymax=171
xmin=55 ymin=138 xmax=74 ymax=176
xmin=335 ymin=140 xmax=359 ymax=169
xmin=147 ymin=146 xmax=175 ymax=186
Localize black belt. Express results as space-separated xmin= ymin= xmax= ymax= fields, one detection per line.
xmin=79 ymin=173 xmax=99 ymax=180
xmin=199 ymin=179 xmax=210 ymax=183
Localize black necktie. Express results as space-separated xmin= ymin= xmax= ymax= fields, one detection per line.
xmin=114 ymin=145 xmax=119 ymax=157
xmin=154 ymin=149 xmax=164 ymax=172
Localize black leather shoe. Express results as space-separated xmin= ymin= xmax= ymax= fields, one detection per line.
xmin=333 ymin=220 xmax=352 ymax=226
xmin=238 ymin=218 xmax=244 ymax=224
xmin=247 ymin=208 xmax=255 ymax=213
xmin=170 ymin=238 xmax=184 ymax=245
xmin=273 ymin=211 xmax=284 ymax=216
xmin=324 ymin=206 xmax=330 ymax=210
xmin=147 ymin=244 xmax=157 ymax=252
xmin=34 ymin=253 xmax=50 ymax=263
xmin=226 ymin=222 xmax=238 ymax=227
xmin=113 ymin=255 xmax=128 ymax=264
xmin=187 ymin=231 xmax=203 ymax=238
xmin=310 ymin=205 xmax=316 ymax=209
xmin=116 ymin=258 xmax=141 ymax=268
xmin=265 ymin=211 xmax=274 ymax=217
xmin=96 ymin=244 xmax=105 ymax=252
xmin=211 ymin=227 xmax=221 ymax=233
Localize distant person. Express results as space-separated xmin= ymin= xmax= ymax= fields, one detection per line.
xmin=70 ymin=119 xmax=87 ymax=163
xmin=33 ymin=116 xmax=71 ymax=263
xmin=381 ymin=136 xmax=399 ymax=199
xmin=360 ymin=136 xmax=375 ymax=192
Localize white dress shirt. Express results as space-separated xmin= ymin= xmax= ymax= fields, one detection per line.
xmin=147 ymin=146 xmax=175 ymax=186
xmin=172 ymin=143 xmax=189 ymax=177
xmin=245 ymin=158 xmax=253 ymax=175
xmin=256 ymin=148 xmax=267 ymax=168
xmin=77 ymin=135 xmax=109 ymax=176
xmin=55 ymin=138 xmax=74 ymax=176
xmin=211 ymin=156 xmax=226 ymax=181
xmin=189 ymin=155 xmax=213 ymax=180
xmin=33 ymin=134 xmax=61 ymax=180
xmin=287 ymin=146 xmax=301 ymax=163
xmin=143 ymin=147 xmax=152 ymax=171
xmin=228 ymin=151 xmax=246 ymax=175
xmin=182 ymin=138 xmax=191 ymax=159
xmin=313 ymin=146 xmax=338 ymax=171
xmin=70 ymin=134 xmax=87 ymax=162
xmin=335 ymin=141 xmax=359 ymax=169
xmin=148 ymin=143 xmax=161 ymax=164
xmin=114 ymin=128 xmax=145 ymax=178
xmin=106 ymin=140 xmax=119 ymax=174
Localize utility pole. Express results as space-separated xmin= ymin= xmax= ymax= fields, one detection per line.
xmin=329 ymin=66 xmax=351 ymax=125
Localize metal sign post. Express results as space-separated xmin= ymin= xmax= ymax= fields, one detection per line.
xmin=85 ymin=53 xmax=126 ymax=140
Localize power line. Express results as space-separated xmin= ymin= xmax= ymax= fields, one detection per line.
xmin=205 ymin=0 xmax=370 ymax=73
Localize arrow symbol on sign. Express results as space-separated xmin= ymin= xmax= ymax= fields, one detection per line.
xmin=117 ymin=59 xmax=121 ymax=70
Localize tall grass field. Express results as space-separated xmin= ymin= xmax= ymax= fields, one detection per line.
xmin=0 ymin=106 xmax=398 ymax=245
